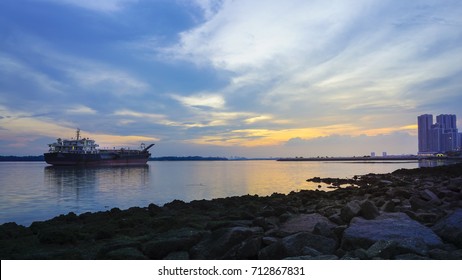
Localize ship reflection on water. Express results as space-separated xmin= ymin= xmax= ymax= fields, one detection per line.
xmin=44 ymin=165 xmax=150 ymax=209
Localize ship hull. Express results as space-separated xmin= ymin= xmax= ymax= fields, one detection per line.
xmin=44 ymin=152 xmax=150 ymax=166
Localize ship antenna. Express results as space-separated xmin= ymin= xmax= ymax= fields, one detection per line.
xmin=76 ymin=128 xmax=80 ymax=140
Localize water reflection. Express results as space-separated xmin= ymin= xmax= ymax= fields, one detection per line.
xmin=418 ymin=159 xmax=461 ymax=168
xmin=4 ymin=160 xmax=460 ymax=226
xmin=44 ymin=165 xmax=150 ymax=201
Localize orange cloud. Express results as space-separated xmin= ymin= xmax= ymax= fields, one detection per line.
xmin=186 ymin=123 xmax=417 ymax=147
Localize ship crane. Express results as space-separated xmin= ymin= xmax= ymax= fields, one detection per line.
xmin=142 ymin=143 xmax=155 ymax=152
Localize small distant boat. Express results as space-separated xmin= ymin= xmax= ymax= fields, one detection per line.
xmin=44 ymin=129 xmax=154 ymax=166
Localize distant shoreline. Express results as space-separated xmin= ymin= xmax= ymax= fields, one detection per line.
xmin=277 ymin=156 xmax=419 ymax=162
xmin=2 ymin=155 xmax=461 ymax=162
xmin=0 ymin=155 xmax=44 ymax=162
xmin=277 ymin=156 xmax=462 ymax=162
xmin=0 ymin=156 xmax=231 ymax=162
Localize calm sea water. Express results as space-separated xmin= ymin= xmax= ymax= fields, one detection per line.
xmin=0 ymin=160 xmax=431 ymax=225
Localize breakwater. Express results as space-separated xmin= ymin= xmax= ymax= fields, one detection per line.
xmin=1 ymin=163 xmax=461 ymax=260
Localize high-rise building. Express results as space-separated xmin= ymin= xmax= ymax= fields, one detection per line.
xmin=436 ymin=114 xmax=457 ymax=130
xmin=418 ymin=114 xmax=433 ymax=153
xmin=436 ymin=114 xmax=458 ymax=152
xmin=418 ymin=114 xmax=459 ymax=154
xmin=459 ymin=133 xmax=462 ymax=150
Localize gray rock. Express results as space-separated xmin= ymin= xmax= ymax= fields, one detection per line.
xmin=262 ymin=236 xmax=279 ymax=245
xmin=96 ymin=239 xmax=141 ymax=259
xmin=451 ymin=249 xmax=462 ymax=259
xmin=420 ymin=189 xmax=439 ymax=202
xmin=333 ymin=225 xmax=347 ymax=240
xmin=279 ymin=213 xmax=336 ymax=234
xmin=415 ymin=213 xmax=440 ymax=225
xmin=394 ymin=238 xmax=429 ymax=256
xmin=340 ymin=201 xmax=361 ymax=223
xmin=258 ymin=241 xmax=285 ymax=259
xmin=163 ymin=251 xmax=189 ymax=260
xmin=389 ymin=188 xmax=412 ymax=199
xmin=409 ymin=195 xmax=432 ymax=211
xmin=432 ymin=208 xmax=462 ymax=248
xmin=380 ymin=180 xmax=394 ymax=185
xmin=258 ymin=232 xmax=337 ymax=259
xmin=394 ymin=253 xmax=430 ymax=260
xmin=366 ymin=240 xmax=397 ymax=259
xmin=342 ymin=213 xmax=443 ymax=251
xmin=190 ymin=226 xmax=262 ymax=259
xmin=381 ymin=200 xmax=396 ymax=212
xmin=301 ymin=246 xmax=322 ymax=256
xmin=223 ymin=237 xmax=262 ymax=259
xmin=328 ymin=213 xmax=345 ymax=225
xmin=142 ymin=229 xmax=204 ymax=259
xmin=354 ymin=248 xmax=369 ymax=259
xmin=428 ymin=248 xmax=453 ymax=260
xmin=252 ymin=217 xmax=267 ymax=228
xmin=341 ymin=255 xmax=360 ymax=260
xmin=105 ymin=247 xmax=148 ymax=260
xmin=284 ymin=254 xmax=338 ymax=260
xmin=359 ymin=200 xmax=380 ymax=220
xmin=282 ymin=232 xmax=337 ymax=256
xmin=313 ymin=221 xmax=337 ymax=240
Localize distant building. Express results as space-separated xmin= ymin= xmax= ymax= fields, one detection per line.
xmin=418 ymin=114 xmax=433 ymax=153
xmin=382 ymin=152 xmax=387 ymax=157
xmin=418 ymin=114 xmax=459 ymax=154
xmin=458 ymin=133 xmax=462 ymax=150
xmin=437 ymin=114 xmax=459 ymax=152
xmin=371 ymin=152 xmax=376 ymax=157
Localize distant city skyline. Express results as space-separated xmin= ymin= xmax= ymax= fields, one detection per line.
xmin=418 ymin=114 xmax=461 ymax=154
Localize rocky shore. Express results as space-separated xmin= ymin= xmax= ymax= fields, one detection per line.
xmin=1 ymin=163 xmax=461 ymax=260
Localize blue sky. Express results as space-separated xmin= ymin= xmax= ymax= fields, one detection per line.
xmin=1 ymin=0 xmax=461 ymax=157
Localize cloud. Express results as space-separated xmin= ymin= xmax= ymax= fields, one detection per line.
xmin=162 ymin=0 xmax=462 ymax=124
xmin=168 ymin=0 xmax=366 ymax=70
xmin=184 ymin=120 xmax=419 ymax=151
xmin=244 ymin=115 xmax=273 ymax=124
xmin=67 ymin=105 xmax=97 ymax=115
xmin=1 ymin=33 xmax=150 ymax=103
xmin=171 ymin=93 xmax=225 ymax=109
xmin=192 ymin=0 xmax=224 ymax=20
xmin=66 ymin=66 xmax=149 ymax=96
xmin=43 ymin=0 xmax=138 ymax=13
xmin=0 ymin=106 xmax=76 ymax=142
xmin=0 ymin=54 xmax=65 ymax=95
xmin=0 ymin=106 xmax=158 ymax=154
xmin=113 ymin=109 xmax=173 ymax=126
xmin=283 ymin=132 xmax=417 ymax=157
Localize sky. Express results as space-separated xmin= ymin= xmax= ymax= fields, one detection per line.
xmin=1 ymin=0 xmax=462 ymax=157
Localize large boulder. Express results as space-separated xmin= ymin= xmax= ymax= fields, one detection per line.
xmin=432 ymin=209 xmax=462 ymax=248
xmin=342 ymin=213 xmax=443 ymax=252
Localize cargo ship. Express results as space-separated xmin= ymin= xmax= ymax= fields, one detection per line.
xmin=44 ymin=129 xmax=154 ymax=166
